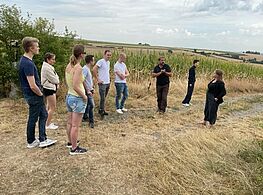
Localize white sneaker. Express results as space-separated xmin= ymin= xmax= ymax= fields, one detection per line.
xmin=116 ymin=109 xmax=124 ymax=114
xmin=182 ymin=103 xmax=190 ymax=107
xmin=46 ymin=123 xmax=59 ymax=130
xmin=27 ymin=139 xmax=40 ymax=149
xmin=39 ymin=138 xmax=57 ymax=148
xmin=121 ymin=108 xmax=128 ymax=112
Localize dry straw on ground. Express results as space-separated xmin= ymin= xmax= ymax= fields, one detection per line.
xmin=0 ymin=79 xmax=263 ymax=195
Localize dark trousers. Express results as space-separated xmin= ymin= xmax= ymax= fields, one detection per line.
xmin=204 ymin=93 xmax=219 ymax=125
xmin=24 ymin=95 xmax=47 ymax=143
xmin=83 ymin=94 xmax=95 ymax=123
xmin=182 ymin=82 xmax=195 ymax=104
xmin=156 ymin=84 xmax=169 ymax=112
xmin=98 ymin=83 xmax=110 ymax=113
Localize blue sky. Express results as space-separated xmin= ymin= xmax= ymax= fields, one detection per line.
xmin=2 ymin=0 xmax=263 ymax=52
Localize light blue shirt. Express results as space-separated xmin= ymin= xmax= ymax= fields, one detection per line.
xmin=83 ymin=65 xmax=93 ymax=91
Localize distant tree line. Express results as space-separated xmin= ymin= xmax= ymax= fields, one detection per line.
xmin=244 ymin=51 xmax=261 ymax=55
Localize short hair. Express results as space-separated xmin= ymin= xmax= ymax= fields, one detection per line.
xmin=44 ymin=52 xmax=55 ymax=63
xmin=158 ymin=56 xmax=165 ymax=61
xmin=119 ymin=53 xmax=126 ymax=58
xmin=215 ymin=69 xmax=224 ymax=80
xmin=193 ymin=60 xmax=199 ymax=64
xmin=104 ymin=50 xmax=111 ymax=55
xmin=22 ymin=37 xmax=39 ymax=53
xmin=85 ymin=55 xmax=94 ymax=64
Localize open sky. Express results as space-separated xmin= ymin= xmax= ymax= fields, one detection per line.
xmin=2 ymin=0 xmax=263 ymax=52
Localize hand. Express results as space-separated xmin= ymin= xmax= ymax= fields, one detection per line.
xmin=189 ymin=84 xmax=192 ymax=87
xmin=215 ymin=98 xmax=218 ymax=101
xmin=98 ymin=80 xmax=103 ymax=84
xmin=161 ymin=69 xmax=166 ymax=73
xmin=88 ymin=91 xmax=93 ymax=96
xmin=57 ymin=84 xmax=60 ymax=89
xmin=83 ymin=95 xmax=88 ymax=101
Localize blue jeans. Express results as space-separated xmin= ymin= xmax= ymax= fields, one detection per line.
xmin=24 ymin=95 xmax=47 ymax=143
xmin=83 ymin=94 xmax=95 ymax=123
xmin=115 ymin=83 xmax=128 ymax=109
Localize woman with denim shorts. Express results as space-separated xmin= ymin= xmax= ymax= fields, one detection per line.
xmin=65 ymin=44 xmax=87 ymax=155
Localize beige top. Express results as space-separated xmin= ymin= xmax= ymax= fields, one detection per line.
xmin=41 ymin=62 xmax=59 ymax=91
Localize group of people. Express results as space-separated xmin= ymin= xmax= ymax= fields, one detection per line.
xmin=18 ymin=36 xmax=226 ymax=155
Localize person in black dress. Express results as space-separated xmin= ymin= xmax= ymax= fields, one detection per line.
xmin=203 ymin=69 xmax=226 ymax=127
xmin=182 ymin=60 xmax=199 ymax=106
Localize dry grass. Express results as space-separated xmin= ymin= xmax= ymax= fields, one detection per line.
xmin=0 ymin=78 xmax=263 ymax=195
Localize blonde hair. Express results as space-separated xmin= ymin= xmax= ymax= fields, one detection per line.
xmin=22 ymin=37 xmax=39 ymax=53
xmin=69 ymin=44 xmax=85 ymax=66
xmin=119 ymin=53 xmax=126 ymax=58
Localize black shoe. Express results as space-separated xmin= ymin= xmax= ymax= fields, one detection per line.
xmin=82 ymin=118 xmax=89 ymax=122
xmin=89 ymin=122 xmax=94 ymax=128
xmin=66 ymin=140 xmax=80 ymax=148
xmin=70 ymin=146 xmax=87 ymax=155
xmin=103 ymin=111 xmax=109 ymax=115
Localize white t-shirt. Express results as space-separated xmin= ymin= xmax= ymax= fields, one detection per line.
xmin=114 ymin=61 xmax=127 ymax=83
xmin=96 ymin=59 xmax=110 ymax=84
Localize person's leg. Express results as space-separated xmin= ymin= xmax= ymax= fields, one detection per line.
xmin=104 ymin=84 xmax=110 ymax=113
xmin=120 ymin=84 xmax=128 ymax=109
xmin=161 ymin=84 xmax=169 ymax=112
xmin=70 ymin=112 xmax=83 ymax=150
xmin=38 ymin=99 xmax=48 ymax=142
xmin=46 ymin=94 xmax=56 ymax=126
xmin=66 ymin=112 xmax=72 ymax=143
xmin=99 ymin=84 xmax=106 ymax=114
xmin=209 ymin=102 xmax=219 ymax=125
xmin=115 ymin=83 xmax=123 ymax=110
xmin=88 ymin=95 xmax=95 ymax=124
xmin=204 ymin=93 xmax=211 ymax=122
xmin=182 ymin=83 xmax=194 ymax=104
xmin=156 ymin=85 xmax=163 ymax=111
xmin=25 ymin=96 xmax=41 ymax=144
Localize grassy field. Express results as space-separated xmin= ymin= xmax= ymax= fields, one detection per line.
xmin=1 ymin=42 xmax=263 ymax=194
xmin=1 ymin=78 xmax=263 ymax=194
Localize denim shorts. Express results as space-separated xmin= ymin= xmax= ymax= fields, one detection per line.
xmin=66 ymin=94 xmax=87 ymax=113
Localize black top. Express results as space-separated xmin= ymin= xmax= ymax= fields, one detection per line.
xmin=207 ymin=79 xmax=226 ymax=104
xmin=153 ymin=64 xmax=172 ymax=86
xmin=188 ymin=65 xmax=196 ymax=84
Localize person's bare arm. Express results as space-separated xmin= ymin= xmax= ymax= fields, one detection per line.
xmin=26 ymin=76 xmax=43 ymax=96
xmin=125 ymin=67 xmax=130 ymax=77
xmin=164 ymin=71 xmax=172 ymax=77
xmin=93 ymin=65 xmax=103 ymax=84
xmin=152 ymin=71 xmax=162 ymax=78
xmin=73 ymin=66 xmax=87 ymax=100
xmin=115 ymin=70 xmax=125 ymax=80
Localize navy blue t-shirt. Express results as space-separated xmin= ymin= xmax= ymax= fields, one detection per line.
xmin=18 ymin=56 xmax=41 ymax=96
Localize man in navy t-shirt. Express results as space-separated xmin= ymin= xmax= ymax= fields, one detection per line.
xmin=18 ymin=37 xmax=57 ymax=148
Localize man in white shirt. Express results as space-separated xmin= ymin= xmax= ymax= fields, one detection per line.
xmin=83 ymin=55 xmax=95 ymax=128
xmin=93 ymin=50 xmax=112 ymax=118
xmin=114 ymin=53 xmax=129 ymax=114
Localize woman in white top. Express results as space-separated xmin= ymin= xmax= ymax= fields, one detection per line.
xmin=41 ymin=52 xmax=60 ymax=130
